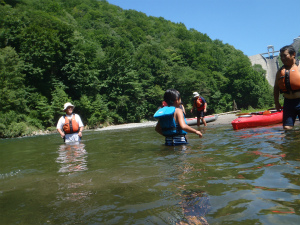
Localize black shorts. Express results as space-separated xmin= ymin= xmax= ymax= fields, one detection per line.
xmin=283 ymin=98 xmax=300 ymax=126
xmin=196 ymin=110 xmax=205 ymax=118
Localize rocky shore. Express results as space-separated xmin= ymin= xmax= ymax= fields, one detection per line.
xmin=95 ymin=111 xmax=239 ymax=131
xmin=26 ymin=111 xmax=239 ymax=137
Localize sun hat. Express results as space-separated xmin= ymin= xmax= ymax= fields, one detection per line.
xmin=63 ymin=102 xmax=75 ymax=111
xmin=193 ymin=92 xmax=200 ymax=98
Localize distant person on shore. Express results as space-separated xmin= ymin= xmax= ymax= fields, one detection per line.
xmin=57 ymin=102 xmax=84 ymax=143
xmin=154 ymin=89 xmax=202 ymax=146
xmin=274 ymin=45 xmax=300 ymax=130
xmin=191 ymin=92 xmax=207 ymax=127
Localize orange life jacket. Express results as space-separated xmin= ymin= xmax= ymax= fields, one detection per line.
xmin=63 ymin=114 xmax=79 ymax=134
xmin=278 ymin=60 xmax=300 ymax=94
xmin=194 ymin=97 xmax=205 ymax=111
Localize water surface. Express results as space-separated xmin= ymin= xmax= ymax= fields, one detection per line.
xmin=1 ymin=123 xmax=300 ymax=224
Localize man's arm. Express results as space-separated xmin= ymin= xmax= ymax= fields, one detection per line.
xmin=57 ymin=128 xmax=65 ymax=138
xmin=56 ymin=117 xmax=65 ymax=138
xmin=274 ymin=70 xmax=281 ymax=111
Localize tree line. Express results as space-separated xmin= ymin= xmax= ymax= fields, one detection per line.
xmin=0 ymin=0 xmax=274 ymax=138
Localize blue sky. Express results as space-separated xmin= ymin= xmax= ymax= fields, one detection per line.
xmin=106 ymin=0 xmax=300 ymax=56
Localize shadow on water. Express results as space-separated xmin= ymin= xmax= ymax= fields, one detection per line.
xmin=1 ymin=123 xmax=300 ymax=224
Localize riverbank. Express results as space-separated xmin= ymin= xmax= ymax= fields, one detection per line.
xmin=95 ymin=111 xmax=239 ymax=131
xmin=14 ymin=111 xmax=240 ymax=138
xmin=206 ymin=112 xmax=239 ymax=126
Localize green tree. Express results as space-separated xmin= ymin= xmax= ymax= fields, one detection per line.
xmin=0 ymin=46 xmax=27 ymax=113
xmin=0 ymin=0 xmax=276 ymax=137
xmin=51 ymin=85 xmax=72 ymax=126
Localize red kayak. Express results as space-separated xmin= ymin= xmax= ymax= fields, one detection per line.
xmin=186 ymin=115 xmax=218 ymax=126
xmin=231 ymin=110 xmax=283 ymax=130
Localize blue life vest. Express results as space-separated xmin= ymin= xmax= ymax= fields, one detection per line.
xmin=154 ymin=106 xmax=187 ymax=137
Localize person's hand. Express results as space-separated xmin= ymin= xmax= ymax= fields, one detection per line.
xmin=195 ymin=130 xmax=202 ymax=138
xmin=190 ymin=109 xmax=193 ymax=113
xmin=78 ymin=131 xmax=82 ymax=137
xmin=60 ymin=133 xmax=65 ymax=139
xmin=204 ymin=109 xmax=207 ymax=113
xmin=275 ymin=102 xmax=282 ymax=111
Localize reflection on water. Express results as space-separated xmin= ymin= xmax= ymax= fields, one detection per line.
xmin=55 ymin=142 xmax=92 ymax=203
xmin=158 ymin=145 xmax=211 ymax=224
xmin=177 ymin=190 xmax=210 ymax=225
xmin=1 ymin=124 xmax=300 ymax=224
xmin=173 ymin=147 xmax=211 ymax=225
xmin=56 ymin=142 xmax=88 ymax=173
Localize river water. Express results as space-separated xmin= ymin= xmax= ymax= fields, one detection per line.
xmin=1 ymin=122 xmax=300 ymax=225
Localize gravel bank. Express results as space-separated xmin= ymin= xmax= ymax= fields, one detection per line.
xmin=96 ymin=112 xmax=239 ymax=131
xmin=206 ymin=113 xmax=237 ymax=126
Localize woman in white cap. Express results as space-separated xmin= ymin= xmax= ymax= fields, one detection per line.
xmin=56 ymin=102 xmax=84 ymax=143
xmin=191 ymin=92 xmax=207 ymax=127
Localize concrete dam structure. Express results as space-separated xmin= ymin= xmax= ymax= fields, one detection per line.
xmin=248 ymin=46 xmax=279 ymax=87
xmin=248 ymin=36 xmax=300 ymax=87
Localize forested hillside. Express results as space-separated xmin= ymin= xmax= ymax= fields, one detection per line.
xmin=0 ymin=0 xmax=274 ymax=137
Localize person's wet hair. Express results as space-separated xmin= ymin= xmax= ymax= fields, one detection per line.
xmin=280 ymin=45 xmax=296 ymax=55
xmin=164 ymin=89 xmax=180 ymax=106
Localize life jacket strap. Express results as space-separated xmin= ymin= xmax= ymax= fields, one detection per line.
xmin=285 ymin=70 xmax=292 ymax=94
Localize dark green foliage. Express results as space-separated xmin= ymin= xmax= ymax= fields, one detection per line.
xmin=0 ymin=0 xmax=274 ymax=137
xmin=75 ymin=94 xmax=111 ymax=128
xmin=0 ymin=46 xmax=27 ymax=113
xmin=0 ymin=111 xmax=39 ymax=138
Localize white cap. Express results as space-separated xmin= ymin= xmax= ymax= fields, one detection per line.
xmin=63 ymin=102 xmax=74 ymax=111
xmin=193 ymin=92 xmax=200 ymax=98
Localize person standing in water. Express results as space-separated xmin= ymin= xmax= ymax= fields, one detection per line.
xmin=191 ymin=92 xmax=207 ymax=127
xmin=154 ymin=89 xmax=202 ymax=146
xmin=57 ymin=102 xmax=84 ymax=143
xmin=274 ymin=45 xmax=300 ymax=129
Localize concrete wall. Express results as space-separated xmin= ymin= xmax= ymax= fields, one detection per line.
xmin=248 ymin=54 xmax=279 ymax=86
xmin=265 ymin=57 xmax=279 ymax=86
xmin=292 ymin=37 xmax=300 ymax=55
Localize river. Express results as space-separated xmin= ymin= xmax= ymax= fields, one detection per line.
xmin=1 ymin=122 xmax=300 ymax=225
